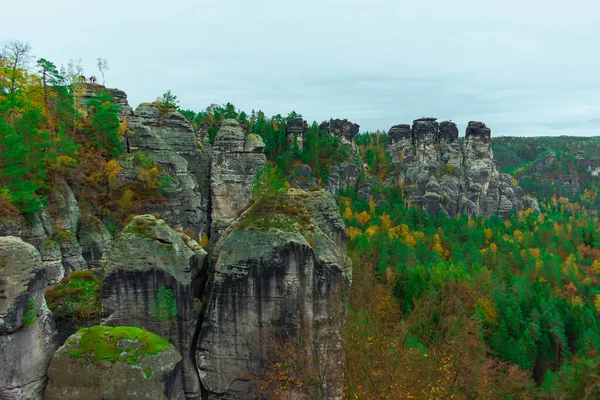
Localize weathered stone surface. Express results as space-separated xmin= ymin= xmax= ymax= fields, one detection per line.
xmin=74 ymin=83 xmax=134 ymax=121
xmin=388 ymin=119 xmax=529 ymax=218
xmin=126 ymin=103 xmax=211 ymax=236
xmin=102 ymin=215 xmax=208 ymax=399
xmin=284 ymin=117 xmax=308 ymax=149
xmin=45 ymin=326 xmax=183 ymax=400
xmin=0 ymin=236 xmax=59 ymax=399
xmin=320 ymin=118 xmax=360 ymax=143
xmin=211 ymin=119 xmax=266 ymax=235
xmin=20 ymin=180 xmax=88 ymax=281
xmin=290 ymin=164 xmax=317 ymax=190
xmin=197 ymin=189 xmax=349 ymax=399
xmin=78 ymin=216 xmax=112 ymax=269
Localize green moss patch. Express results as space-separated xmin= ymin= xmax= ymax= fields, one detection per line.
xmin=45 ymin=270 xmax=102 ymax=322
xmin=67 ymin=326 xmax=169 ymax=365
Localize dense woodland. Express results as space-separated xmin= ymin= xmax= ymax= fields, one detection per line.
xmin=2 ymin=41 xmax=600 ymax=399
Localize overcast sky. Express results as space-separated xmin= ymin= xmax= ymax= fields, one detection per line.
xmin=3 ymin=0 xmax=599 ymax=136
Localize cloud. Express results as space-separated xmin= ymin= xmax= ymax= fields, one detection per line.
xmin=1 ymin=0 xmax=599 ymax=136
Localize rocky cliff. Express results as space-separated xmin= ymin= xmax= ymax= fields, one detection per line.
xmin=0 ymin=82 xmax=544 ymax=399
xmin=125 ymin=102 xmax=211 ymax=236
xmin=197 ymin=189 xmax=349 ymax=399
xmin=0 ymin=237 xmax=59 ymax=399
xmin=210 ymin=119 xmax=266 ymax=236
xmin=102 ymin=215 xmax=208 ymax=399
xmin=388 ymin=118 xmax=536 ymax=218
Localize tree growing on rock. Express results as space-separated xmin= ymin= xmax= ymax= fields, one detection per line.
xmin=251 ymin=163 xmax=289 ymax=210
xmin=96 ymin=57 xmax=108 ymax=86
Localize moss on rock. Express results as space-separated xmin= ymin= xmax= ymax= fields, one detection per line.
xmin=66 ymin=325 xmax=169 ymax=365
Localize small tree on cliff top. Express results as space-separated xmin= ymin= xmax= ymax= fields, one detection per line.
xmin=251 ymin=163 xmax=289 ymax=210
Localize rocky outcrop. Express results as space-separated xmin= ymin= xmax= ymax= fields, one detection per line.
xmin=197 ymin=189 xmax=349 ymax=399
xmin=45 ymin=326 xmax=183 ymax=400
xmin=75 ymin=83 xmax=134 ymax=121
xmin=284 ymin=117 xmax=308 ymax=149
xmin=0 ymin=236 xmax=59 ymax=399
xmin=21 ymin=180 xmax=88 ymax=283
xmin=78 ymin=216 xmax=112 ymax=269
xmin=125 ymin=103 xmax=211 ymax=236
xmin=101 ymin=215 xmax=208 ymax=399
xmin=388 ymin=118 xmax=533 ymax=218
xmin=210 ymin=119 xmax=266 ymax=235
xmin=319 ymin=118 xmax=360 ymax=143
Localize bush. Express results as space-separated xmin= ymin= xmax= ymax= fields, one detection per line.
xmin=45 ymin=270 xmax=102 ymax=323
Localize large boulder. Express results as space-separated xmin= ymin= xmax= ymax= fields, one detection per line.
xmin=197 ymin=189 xmax=349 ymax=399
xmin=45 ymin=326 xmax=183 ymax=400
xmin=0 ymin=236 xmax=59 ymax=399
xmin=210 ymin=119 xmax=266 ymax=235
xmin=101 ymin=215 xmax=208 ymax=399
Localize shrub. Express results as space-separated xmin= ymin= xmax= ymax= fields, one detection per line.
xmin=45 ymin=270 xmax=103 ymax=323
xmin=150 ymin=286 xmax=177 ymax=322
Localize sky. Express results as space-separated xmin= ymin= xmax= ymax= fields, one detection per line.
xmin=2 ymin=0 xmax=599 ymax=136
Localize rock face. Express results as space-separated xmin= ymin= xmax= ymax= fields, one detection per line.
xmin=75 ymin=83 xmax=135 ymax=121
xmin=388 ymin=118 xmax=532 ymax=218
xmin=101 ymin=215 xmax=208 ymax=399
xmin=319 ymin=118 xmax=360 ymax=143
xmin=21 ymin=179 xmax=89 ymax=283
xmin=45 ymin=326 xmax=183 ymax=400
xmin=284 ymin=117 xmax=308 ymax=149
xmin=126 ymin=103 xmax=211 ymax=236
xmin=210 ymin=119 xmax=266 ymax=235
xmin=197 ymin=189 xmax=349 ymax=399
xmin=0 ymin=236 xmax=59 ymax=399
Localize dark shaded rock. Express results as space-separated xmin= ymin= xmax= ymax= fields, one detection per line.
xmin=439 ymin=121 xmax=459 ymax=143
xmin=320 ymin=118 xmax=360 ymax=142
xmin=284 ymin=118 xmax=308 ymax=149
xmin=101 ymin=215 xmax=208 ymax=399
xmin=388 ymin=124 xmax=412 ymax=144
xmin=197 ymin=190 xmax=349 ymax=399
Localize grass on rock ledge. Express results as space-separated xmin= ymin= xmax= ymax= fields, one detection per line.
xmin=45 ymin=270 xmax=102 ymax=322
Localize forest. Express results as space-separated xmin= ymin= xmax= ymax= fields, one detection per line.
xmin=2 ymin=40 xmax=600 ymax=399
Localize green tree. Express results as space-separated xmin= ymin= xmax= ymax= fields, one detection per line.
xmin=86 ymin=90 xmax=123 ymax=157
xmin=251 ymin=163 xmax=289 ymax=210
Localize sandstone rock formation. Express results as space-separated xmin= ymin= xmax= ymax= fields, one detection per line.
xmin=21 ymin=179 xmax=88 ymax=283
xmin=284 ymin=117 xmax=308 ymax=149
xmin=102 ymin=215 xmax=208 ymax=399
xmin=45 ymin=326 xmax=183 ymax=400
xmin=319 ymin=118 xmax=360 ymax=144
xmin=197 ymin=189 xmax=349 ymax=399
xmin=75 ymin=83 xmax=134 ymax=121
xmin=0 ymin=236 xmax=59 ymax=399
xmin=126 ymin=103 xmax=211 ymax=236
xmin=388 ymin=118 xmax=536 ymax=218
xmin=210 ymin=119 xmax=266 ymax=235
